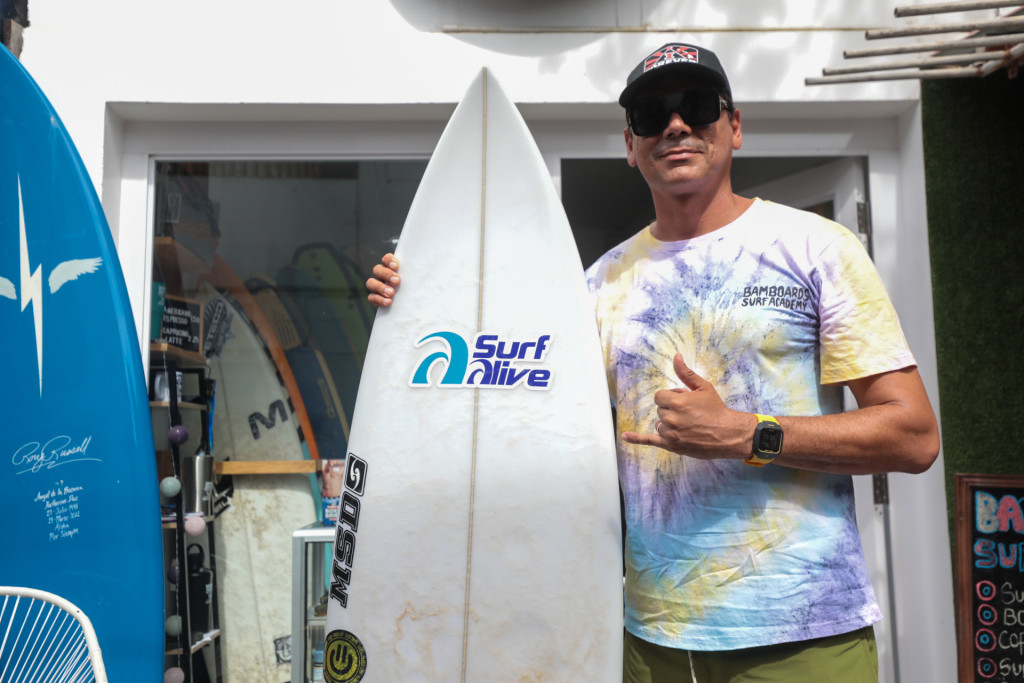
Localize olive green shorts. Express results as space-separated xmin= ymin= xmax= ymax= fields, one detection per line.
xmin=623 ymin=626 xmax=878 ymax=683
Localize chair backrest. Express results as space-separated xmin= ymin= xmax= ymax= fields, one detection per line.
xmin=0 ymin=586 xmax=107 ymax=683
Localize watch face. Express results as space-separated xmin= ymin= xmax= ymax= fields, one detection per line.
xmin=757 ymin=426 xmax=783 ymax=454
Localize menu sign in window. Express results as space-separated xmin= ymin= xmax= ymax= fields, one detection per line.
xmin=957 ymin=474 xmax=1024 ymax=681
xmin=160 ymin=295 xmax=202 ymax=354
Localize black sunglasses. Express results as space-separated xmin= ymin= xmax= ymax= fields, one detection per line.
xmin=627 ymin=88 xmax=731 ymax=137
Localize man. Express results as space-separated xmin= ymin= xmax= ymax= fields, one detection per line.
xmin=368 ymin=43 xmax=940 ymax=682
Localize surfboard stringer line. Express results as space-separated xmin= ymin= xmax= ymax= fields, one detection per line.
xmin=460 ymin=67 xmax=490 ymax=683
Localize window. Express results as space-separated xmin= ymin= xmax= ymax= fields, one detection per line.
xmin=151 ymin=159 xmax=426 ymax=677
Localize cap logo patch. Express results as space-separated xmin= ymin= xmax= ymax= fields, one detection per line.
xmin=644 ymin=45 xmax=698 ymax=73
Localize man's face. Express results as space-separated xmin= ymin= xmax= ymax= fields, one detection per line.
xmin=624 ymin=76 xmax=742 ymax=199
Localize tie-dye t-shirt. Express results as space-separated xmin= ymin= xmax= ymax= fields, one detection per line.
xmin=585 ymin=198 xmax=914 ymax=651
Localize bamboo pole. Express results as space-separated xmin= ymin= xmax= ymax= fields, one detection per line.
xmin=806 ymin=67 xmax=979 ymax=84
xmin=866 ymin=15 xmax=1024 ymax=39
xmin=823 ymin=49 xmax=1014 ymax=74
xmin=895 ymin=1 xmax=1024 ymax=17
xmin=806 ymin=41 xmax=1024 ymax=83
xmin=845 ymin=32 xmax=1024 ymax=57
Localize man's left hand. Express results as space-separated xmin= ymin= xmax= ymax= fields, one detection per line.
xmin=621 ymin=353 xmax=753 ymax=460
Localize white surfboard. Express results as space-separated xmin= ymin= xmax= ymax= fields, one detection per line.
xmin=323 ymin=69 xmax=623 ymax=682
xmin=199 ymin=282 xmax=318 ymax=682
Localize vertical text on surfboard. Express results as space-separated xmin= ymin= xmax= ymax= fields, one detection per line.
xmin=411 ymin=331 xmax=554 ymax=389
xmin=330 ymin=453 xmax=369 ymax=609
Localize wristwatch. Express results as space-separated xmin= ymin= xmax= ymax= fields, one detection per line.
xmin=745 ymin=413 xmax=783 ymax=467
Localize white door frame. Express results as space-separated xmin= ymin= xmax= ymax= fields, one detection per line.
xmin=745 ymin=157 xmax=898 ymax=683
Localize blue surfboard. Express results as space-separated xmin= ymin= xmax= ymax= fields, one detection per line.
xmin=0 ymin=46 xmax=163 ymax=680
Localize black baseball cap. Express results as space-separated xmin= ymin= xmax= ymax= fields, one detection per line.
xmin=618 ymin=43 xmax=732 ymax=108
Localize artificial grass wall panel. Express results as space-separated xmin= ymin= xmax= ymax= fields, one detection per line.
xmin=920 ymin=75 xmax=1024 ymax=540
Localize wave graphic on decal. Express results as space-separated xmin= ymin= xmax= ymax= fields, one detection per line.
xmin=410 ymin=331 xmax=469 ymax=386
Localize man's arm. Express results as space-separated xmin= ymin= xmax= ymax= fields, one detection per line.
xmin=622 ymin=354 xmax=940 ymax=476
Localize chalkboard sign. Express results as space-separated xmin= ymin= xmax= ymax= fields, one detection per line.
xmin=956 ymin=473 xmax=1024 ymax=681
xmin=160 ymin=294 xmax=203 ymax=354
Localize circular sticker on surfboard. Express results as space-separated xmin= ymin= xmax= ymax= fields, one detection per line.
xmin=324 ymin=629 xmax=367 ymax=683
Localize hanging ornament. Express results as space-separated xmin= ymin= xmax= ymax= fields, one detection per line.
xmin=168 ymin=424 xmax=189 ymax=445
xmin=159 ymin=476 xmax=182 ymax=498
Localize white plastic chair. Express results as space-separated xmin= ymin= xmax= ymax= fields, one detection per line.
xmin=0 ymin=587 xmax=107 ymax=683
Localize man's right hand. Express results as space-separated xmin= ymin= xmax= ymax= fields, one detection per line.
xmin=367 ymin=253 xmax=400 ymax=308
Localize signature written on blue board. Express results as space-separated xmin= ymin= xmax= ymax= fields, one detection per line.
xmin=410 ymin=331 xmax=553 ymax=390
xmin=12 ymin=435 xmax=97 ymax=474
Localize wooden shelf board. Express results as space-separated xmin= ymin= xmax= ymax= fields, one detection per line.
xmin=215 ymin=460 xmax=319 ymax=475
xmin=150 ymin=342 xmax=206 ymax=368
xmin=165 ymin=628 xmax=221 ymax=656
xmin=150 ymin=400 xmax=206 ymax=412
xmin=154 ymin=236 xmax=212 ymax=276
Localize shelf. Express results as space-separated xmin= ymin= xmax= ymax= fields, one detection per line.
xmin=216 ymin=460 xmax=319 ymax=475
xmin=150 ymin=342 xmax=206 ymax=369
xmin=150 ymin=400 xmax=206 ymax=412
xmin=165 ymin=628 xmax=221 ymax=656
xmin=154 ymin=236 xmax=212 ymax=278
xmin=161 ymin=515 xmax=214 ymax=530
xmin=153 ymin=227 xmax=221 ymax=680
xmin=190 ymin=628 xmax=221 ymax=654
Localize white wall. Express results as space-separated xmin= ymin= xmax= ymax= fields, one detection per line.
xmin=21 ymin=0 xmax=981 ymax=195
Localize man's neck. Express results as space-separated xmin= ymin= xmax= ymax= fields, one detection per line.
xmin=649 ymin=188 xmax=754 ymax=242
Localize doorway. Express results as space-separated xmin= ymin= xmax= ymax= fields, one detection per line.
xmin=560 ymin=155 xmax=848 ymax=267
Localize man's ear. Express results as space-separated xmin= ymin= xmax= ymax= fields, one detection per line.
xmin=624 ymin=127 xmax=638 ymax=168
xmin=730 ymin=108 xmax=743 ymax=151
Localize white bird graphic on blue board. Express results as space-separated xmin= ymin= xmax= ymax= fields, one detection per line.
xmin=0 ymin=258 xmax=102 ymax=299
xmin=47 ymin=258 xmax=103 ymax=294
xmin=2 ymin=177 xmax=104 ymax=395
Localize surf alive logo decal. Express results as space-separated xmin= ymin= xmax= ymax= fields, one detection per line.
xmin=410 ymin=331 xmax=553 ymax=390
